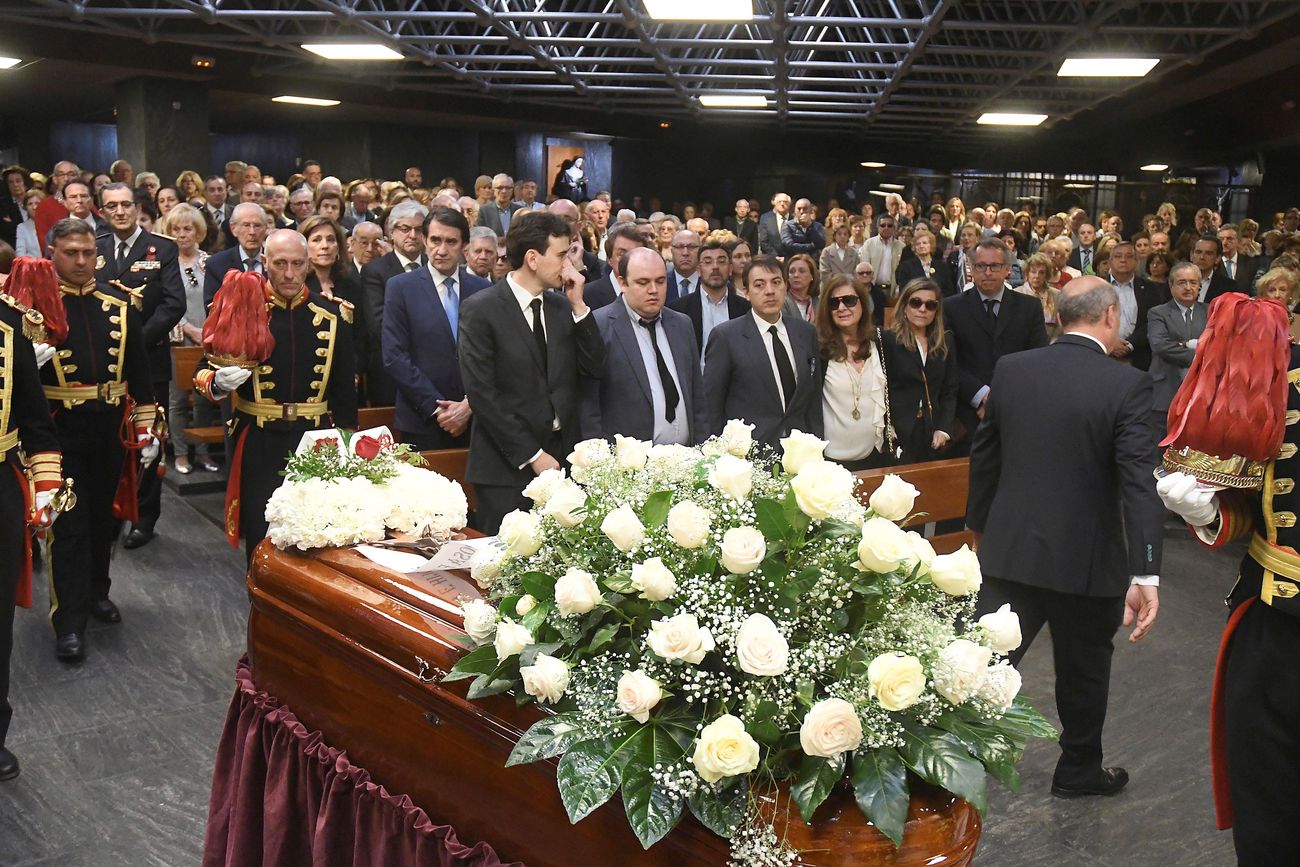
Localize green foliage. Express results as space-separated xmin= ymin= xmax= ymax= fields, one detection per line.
xmin=791 ymin=752 xmax=846 ymax=824
xmin=507 ymin=712 xmax=600 ymax=767
xmin=850 ymin=747 xmax=910 ymax=847
xmin=556 ymin=738 xmax=627 ymax=823
xmin=621 ymin=725 xmax=687 ymax=848
xmin=897 ymin=723 xmax=988 ymax=813
xmin=687 ymin=780 xmax=748 ymax=838
xmin=279 ymin=427 xmax=416 ymax=483
xmin=641 ymin=490 xmax=673 ymax=528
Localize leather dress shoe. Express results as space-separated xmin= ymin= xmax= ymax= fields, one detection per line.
xmin=0 ymin=747 xmax=18 ymax=781
xmin=1051 ymin=767 xmax=1129 ymax=798
xmin=123 ymin=527 xmax=154 ymax=549
xmin=92 ymin=599 xmax=121 ymax=623
xmin=55 ymin=632 xmax=85 ymax=663
xmin=198 ymin=460 xmax=220 ymax=473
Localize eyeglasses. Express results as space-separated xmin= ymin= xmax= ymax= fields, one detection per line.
xmin=907 ymin=297 xmax=940 ymax=311
xmin=826 ymin=295 xmax=860 ymax=311
xmin=972 ymin=262 xmax=1008 ymax=273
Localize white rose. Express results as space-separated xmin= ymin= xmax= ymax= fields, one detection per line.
xmin=799 ymin=698 xmax=864 ymax=758
xmin=929 ymin=545 xmax=983 ymax=596
xmin=692 ymin=714 xmax=760 ymax=783
xmin=866 ymin=652 xmax=927 ymax=711
xmin=522 ymin=467 xmax=567 ymax=505
xmin=780 ymin=430 xmax=828 ymax=476
xmin=542 ymin=480 xmax=587 ymax=528
xmin=460 ymin=598 xmax=497 ymax=644
xmin=790 ymin=461 xmax=855 ymax=520
xmin=498 ymin=510 xmax=543 ymax=558
xmin=720 ymin=526 xmax=766 ymax=574
xmin=554 ymin=567 xmax=602 ymax=616
xmin=868 ymin=474 xmax=920 ymax=522
xmin=719 ymin=419 xmax=755 ymax=457
xmin=515 ymin=594 xmax=537 ymax=616
xmin=567 ymin=438 xmax=612 ymax=482
xmin=708 ymin=454 xmax=754 ymax=501
xmin=615 ymin=434 xmax=653 ymax=471
xmin=647 ymin=612 xmax=715 ymax=664
xmin=856 ymin=517 xmax=912 ymax=573
xmin=631 ymin=557 xmax=678 ymax=602
xmin=468 ymin=544 xmax=505 ymax=589
xmin=616 ymin=670 xmax=663 ymax=723
xmin=932 ymin=638 xmax=993 ymax=705
xmin=493 ymin=618 xmax=534 ymax=661
xmin=978 ymin=660 xmax=1022 ymax=711
xmin=520 ymin=653 xmax=569 ymax=704
xmin=734 ymin=612 xmax=789 ymax=676
xmin=601 ymin=504 xmax=646 ymax=553
xmin=905 ymin=532 xmax=936 ymax=576
xmin=667 ymin=501 xmax=712 ymax=549
xmin=977 ymin=603 xmax=1023 ymax=654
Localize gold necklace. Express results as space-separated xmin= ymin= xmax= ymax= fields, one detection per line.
xmin=845 ymin=353 xmax=866 ymax=420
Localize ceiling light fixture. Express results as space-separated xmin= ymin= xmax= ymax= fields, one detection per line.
xmin=301 ymin=43 xmax=403 ymax=61
xmin=644 ymin=0 xmax=753 ymax=21
xmin=1063 ymin=183 xmax=1093 ymax=189
xmin=880 ymin=183 xmax=906 ymax=191
xmin=698 ymin=94 xmax=768 ymax=108
xmin=1140 ymin=163 xmax=1169 ymax=172
xmin=977 ymin=112 xmax=1048 ymax=126
xmin=0 ymin=56 xmax=21 ymax=69
xmin=272 ymin=95 xmax=341 ymax=107
xmin=1058 ymin=57 xmax=1159 ymax=77
xmin=860 ymin=161 xmax=886 ymax=168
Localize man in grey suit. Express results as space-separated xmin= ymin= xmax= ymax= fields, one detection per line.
xmin=1147 ymin=262 xmax=1208 ymax=443
xmin=703 ymin=254 xmax=823 ymax=449
xmin=475 ymin=173 xmax=523 ymax=238
xmin=580 ymin=248 xmax=707 ymax=445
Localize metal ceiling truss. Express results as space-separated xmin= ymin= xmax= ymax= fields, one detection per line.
xmin=8 ymin=1 xmax=1299 ymax=137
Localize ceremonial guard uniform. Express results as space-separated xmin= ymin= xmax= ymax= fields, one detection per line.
xmin=0 ymin=292 xmax=63 ymax=778
xmin=41 ymin=275 xmax=155 ymax=649
xmin=95 ymin=227 xmax=184 ymax=545
xmin=197 ymin=281 xmax=356 ymax=559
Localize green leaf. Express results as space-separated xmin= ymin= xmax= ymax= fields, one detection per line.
xmin=779 ymin=567 xmax=822 ymax=608
xmin=641 ymin=490 xmax=674 ymax=528
xmin=850 ymin=748 xmax=910 ymax=847
xmin=601 ymin=572 xmax=636 ymax=594
xmin=518 ymin=640 xmax=563 ymax=667
xmin=521 ymin=571 xmax=557 ymax=601
xmin=556 ymin=738 xmax=626 ymax=823
xmin=521 ymin=600 xmax=552 ymax=635
xmin=687 ymin=779 xmax=747 ymax=838
xmin=791 ymin=752 xmax=845 ymax=824
xmin=897 ymin=724 xmax=987 ymax=813
xmin=506 ymin=712 xmax=589 ymax=766
xmin=818 ymin=518 xmax=862 ymax=540
xmin=747 ymin=699 xmax=784 ymax=745
xmin=754 ymin=497 xmax=788 ymax=542
xmin=466 ymin=672 xmax=514 ymax=699
xmin=621 ymin=725 xmax=687 ymax=848
xmin=934 ymin=713 xmax=1022 ymax=791
xmin=443 ymin=644 xmax=499 ymax=682
xmin=587 ymin=622 xmax=620 ymax=654
xmin=990 ymin=698 xmax=1059 ymax=742
xmin=782 ymin=489 xmax=812 ymax=538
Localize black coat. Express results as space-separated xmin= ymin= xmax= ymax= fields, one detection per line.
xmin=967 ymin=334 xmax=1163 ymax=596
xmin=96 ymin=231 xmax=185 ymax=382
xmin=880 ymin=329 xmax=959 ymax=458
xmin=724 ymin=216 xmax=759 ymax=249
xmin=202 ymin=244 xmax=262 ymax=309
xmin=0 ymin=195 xmax=23 ymax=248
xmin=895 ymin=256 xmax=957 ymax=297
xmin=583 ymin=275 xmax=618 ymax=311
xmin=667 ymin=287 xmax=751 ymax=351
xmin=1202 ymin=268 xmax=1240 ymax=305
xmin=1114 ymin=276 xmax=1166 ymax=372
xmin=360 ymin=251 xmax=425 ymax=405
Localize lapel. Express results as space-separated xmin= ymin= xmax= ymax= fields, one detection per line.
xmin=992 ymin=286 xmax=1012 ymax=342
xmin=124 ymin=232 xmax=152 ymax=276
xmin=610 ymin=302 xmax=652 ymax=403
xmin=419 ymin=267 xmax=455 ymax=342
xmin=742 ymin=314 xmax=784 ymax=409
xmin=544 ymin=291 xmax=568 ymax=384
xmin=667 ymin=316 xmax=695 ymax=408
xmin=500 ymin=283 xmax=547 ymax=375
xmin=968 ymin=288 xmax=996 ymax=337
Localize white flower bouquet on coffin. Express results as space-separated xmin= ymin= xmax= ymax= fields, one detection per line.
xmin=445 ymin=422 xmax=1055 ymax=863
xmin=264 ymin=427 xmax=468 ymax=551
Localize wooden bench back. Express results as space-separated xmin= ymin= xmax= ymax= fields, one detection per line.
xmin=172 ymin=345 xmax=205 ymax=391
xmin=854 ymin=457 xmax=973 ymax=553
xmin=418 ymin=448 xmax=475 ymax=513
xmin=358 ymin=405 xmax=396 ymax=431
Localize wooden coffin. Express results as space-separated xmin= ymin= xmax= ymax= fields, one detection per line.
xmin=246 ymin=541 xmax=980 ymax=866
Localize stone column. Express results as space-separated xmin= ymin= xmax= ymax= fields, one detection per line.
xmin=114 ymin=76 xmax=210 ymax=183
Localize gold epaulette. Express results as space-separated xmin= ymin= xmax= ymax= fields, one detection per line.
xmin=336 ymin=298 xmax=354 ymax=325
xmin=0 ymin=292 xmax=47 ymax=343
xmin=107 ymin=279 xmax=144 ymax=311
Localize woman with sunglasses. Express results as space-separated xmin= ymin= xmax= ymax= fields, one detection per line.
xmin=881 ymin=278 xmax=958 ymax=464
xmin=815 ymin=275 xmax=890 ymax=470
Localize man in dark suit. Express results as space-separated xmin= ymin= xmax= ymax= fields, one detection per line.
xmin=459 ymin=211 xmax=606 ymax=533
xmin=55 ymin=182 xmax=108 ymax=239
xmin=1146 ymin=262 xmax=1207 ymax=443
xmin=943 ymin=239 xmax=1049 ymax=449
xmin=201 ymin=175 xmax=234 ymax=238
xmin=382 ymin=207 xmax=489 ymax=451
xmin=1067 ymin=223 xmax=1098 ymax=273
xmin=665 ymin=230 xmax=703 ymax=300
xmin=1105 ymin=241 xmax=1164 ymax=371
xmin=724 ymin=198 xmax=759 ymax=249
xmin=360 ymin=200 xmax=428 ymax=406
xmin=757 ymin=192 xmax=791 ymax=256
xmin=1193 ymin=235 xmax=1236 ymax=304
xmin=580 ymin=248 xmax=707 ymax=445
xmin=1218 ymin=224 xmax=1256 ymax=294
xmin=475 ymin=173 xmax=523 ymax=238
xmin=779 ymin=198 xmax=826 ymax=258
xmin=95 ymin=183 xmax=185 ymax=550
xmin=703 ymin=254 xmax=822 ymax=448
xmin=968 ymin=275 xmax=1163 ymax=799
xmin=202 ymin=203 xmax=270 ymax=307
xmin=669 ymin=237 xmax=750 ymax=352
xmin=0 ymin=165 xmax=28 ymax=249
xmin=583 ymin=223 xmax=649 ymax=311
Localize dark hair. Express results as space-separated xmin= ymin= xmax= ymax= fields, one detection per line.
xmin=506 ymin=211 xmax=573 ymax=269
xmin=135 ymin=192 xmax=159 ymax=223
xmin=1146 ymin=250 xmax=1176 ymax=276
xmin=299 ymin=215 xmax=349 ymax=286
xmin=890 ymin=278 xmax=949 ymax=358
xmin=49 ymin=217 xmax=95 ymax=245
xmin=1194 ymin=233 xmax=1223 ymax=256
xmin=99 ymin=181 xmax=132 ymax=200
xmin=721 ymin=237 xmax=751 ymax=256
xmin=700 ymin=238 xmax=728 ymax=257
xmin=422 ymin=206 xmax=470 ymax=245
xmin=314 ymin=189 xmax=344 ymax=210
xmin=302 ymin=160 xmax=321 ymax=171
xmin=743 ymin=253 xmax=785 ymax=287
xmin=815 ymin=275 xmax=875 ymax=362
xmin=604 ymin=221 xmax=647 ymax=259
xmin=974 ymin=237 xmax=1013 ymax=264
xmin=0 ymin=239 xmax=14 ymax=275
xmin=615 ymin=246 xmax=665 ymax=280
xmin=205 ymin=174 xmax=225 ymax=186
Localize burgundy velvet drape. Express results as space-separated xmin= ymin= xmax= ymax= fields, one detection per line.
xmin=203 ymin=657 xmax=519 ymax=867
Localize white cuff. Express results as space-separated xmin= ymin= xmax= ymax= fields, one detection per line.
xmin=519 ymin=449 xmax=543 ymax=470
xmin=1130 ymin=575 xmax=1160 ymax=587
xmin=971 ymin=384 xmax=990 ymax=409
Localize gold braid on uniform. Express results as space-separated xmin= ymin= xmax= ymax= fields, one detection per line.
xmin=0 ymin=292 xmax=48 ymax=343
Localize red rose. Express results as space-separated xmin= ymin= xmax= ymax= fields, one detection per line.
xmin=312 ymin=436 xmax=340 ymax=453
xmin=354 ymin=435 xmax=382 ymax=460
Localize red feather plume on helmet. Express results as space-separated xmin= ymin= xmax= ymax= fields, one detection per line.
xmin=5 ymin=256 xmax=68 ymax=345
xmin=201 ymin=269 xmax=275 ymax=365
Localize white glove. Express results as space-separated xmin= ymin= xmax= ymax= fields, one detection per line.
xmin=1156 ymin=471 xmax=1218 ymax=526
xmin=34 ymin=490 xmax=57 ymax=527
xmin=1187 ymin=338 xmax=1198 ymax=351
xmin=32 ymin=343 xmax=55 ymax=369
xmin=138 ymin=433 xmax=160 ymax=466
xmin=213 ymin=366 xmax=252 ymax=393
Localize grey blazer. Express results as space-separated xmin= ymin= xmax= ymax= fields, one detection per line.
xmin=476 ymin=200 xmax=524 ymax=237
xmin=1146 ymin=299 xmax=1207 ymax=411
xmin=579 ymin=301 xmax=708 ymax=444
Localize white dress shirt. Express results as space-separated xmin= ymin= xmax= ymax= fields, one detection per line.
xmin=1111 ymin=278 xmax=1138 ymax=343
xmin=624 ymin=298 xmax=688 ymax=445
xmin=674 ymin=270 xmax=699 ymax=296
xmin=428 ymin=263 xmax=459 ymax=314
xmin=753 ymin=310 xmax=797 ymax=408
xmin=700 ymin=290 xmax=730 ymax=356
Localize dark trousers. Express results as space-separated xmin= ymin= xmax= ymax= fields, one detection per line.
xmin=49 ymin=411 xmax=126 ymax=636
xmin=401 ymin=425 xmax=469 ymax=452
xmin=238 ymin=423 xmax=302 ymax=564
xmin=975 ymin=576 xmax=1125 ymax=786
xmin=0 ymin=466 xmax=22 ymax=747
xmin=133 ymin=378 xmax=170 ymax=532
xmin=473 ymin=430 xmax=564 ymax=535
xmin=1224 ymin=593 xmax=1300 ymax=864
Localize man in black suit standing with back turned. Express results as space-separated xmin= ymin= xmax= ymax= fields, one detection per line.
xmin=967 ymin=275 xmax=1164 ymax=800
xmin=458 ymin=211 xmax=606 ymax=533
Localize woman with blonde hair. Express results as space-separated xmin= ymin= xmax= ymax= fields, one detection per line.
xmin=881 ymin=278 xmax=959 ymax=463
xmin=1256 ymin=266 xmax=1300 ymax=344
xmin=655 ymin=215 xmax=680 ymax=262
xmin=1015 ymin=252 xmax=1061 ymax=340
xmin=1156 ymin=202 xmax=1178 ymax=233
xmin=175 ymin=169 xmax=203 ymax=200
xmin=474 ymin=174 xmax=493 ymax=205
xmin=1240 ymin=218 xmax=1262 ymax=257
xmin=944 ymin=197 xmax=966 ymax=240
xmin=815 ymin=275 xmax=889 ymax=469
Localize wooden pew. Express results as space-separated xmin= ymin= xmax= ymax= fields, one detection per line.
xmin=171 ymin=345 xmax=225 ymax=446
xmin=855 ymin=457 xmax=973 ymax=553
xmin=357 ymin=405 xmax=396 ymax=430
xmin=418 ymin=447 xmax=475 ymax=512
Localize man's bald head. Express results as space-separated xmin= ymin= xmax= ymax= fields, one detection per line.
xmin=548 ymin=199 xmax=579 ymax=224
xmin=1058 ymin=275 xmax=1119 ymax=337
xmin=264 ymin=228 xmax=310 ymax=300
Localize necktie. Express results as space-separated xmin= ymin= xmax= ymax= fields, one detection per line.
xmin=1082 ymin=248 xmax=1092 ymax=271
xmin=1224 ymin=258 xmax=1234 ymax=279
xmin=639 ymin=318 xmax=679 ymax=423
xmin=405 ymin=261 xmax=418 ymax=272
xmin=768 ymin=325 xmax=796 ymax=409
xmin=117 ymin=240 xmax=128 ymax=270
xmin=443 ymin=277 xmax=459 ymax=338
xmin=212 ymin=207 xmax=223 ymax=226
xmin=530 ymin=297 xmax=547 ymax=371
xmin=1185 ymin=306 xmax=1194 ymax=337
xmin=243 ymin=257 xmax=257 ymax=272
xmin=984 ymin=297 xmax=998 ymax=321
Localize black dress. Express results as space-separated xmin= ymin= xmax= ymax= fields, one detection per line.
xmin=880 ymin=329 xmax=959 ymax=464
